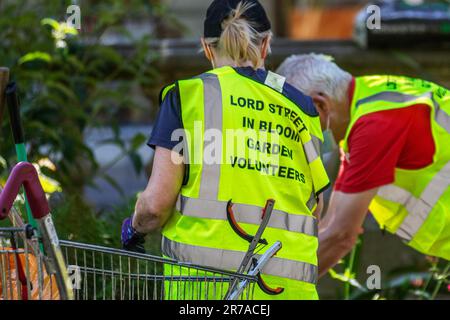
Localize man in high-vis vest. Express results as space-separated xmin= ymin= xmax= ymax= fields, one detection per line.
xmin=121 ymin=1 xmax=329 ymax=299
xmin=277 ymin=54 xmax=450 ymax=277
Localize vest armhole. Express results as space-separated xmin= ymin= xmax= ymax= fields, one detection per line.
xmin=315 ymin=182 xmax=331 ymax=197
xmin=159 ymin=83 xmax=177 ymax=105
xmin=175 ymin=81 xmax=190 ymax=187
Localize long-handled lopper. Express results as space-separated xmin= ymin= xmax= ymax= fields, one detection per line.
xmin=225 ymin=199 xmax=284 ymax=299
xmin=0 ymin=67 xmax=9 ymax=125
xmin=5 ymin=82 xmax=40 ymax=233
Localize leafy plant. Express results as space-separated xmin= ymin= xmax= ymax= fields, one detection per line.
xmin=330 ymin=254 xmax=450 ymax=300
xmin=0 ymin=0 xmax=162 ymax=195
xmin=51 ymin=192 xmax=161 ymax=252
xmin=327 ymin=237 xmax=364 ymax=299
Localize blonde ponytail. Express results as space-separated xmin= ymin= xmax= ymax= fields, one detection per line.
xmin=204 ymin=1 xmax=272 ymax=68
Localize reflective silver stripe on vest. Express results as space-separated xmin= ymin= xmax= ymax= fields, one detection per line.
xmin=311 ymin=135 xmax=322 ymax=156
xmin=199 ymin=74 xmax=223 ymax=199
xmin=176 ymin=195 xmax=317 ymax=237
xmin=355 ymin=91 xmax=434 ymax=108
xmin=303 ymin=139 xmax=319 ymax=163
xmin=305 ymin=191 xmax=317 ymax=212
xmin=355 ymin=91 xmax=450 ymax=134
xmin=305 ymin=136 xmax=320 ymax=210
xmin=377 ymin=161 xmax=450 ymax=241
xmin=162 ymin=236 xmax=318 ymax=284
xmin=436 ymin=104 xmax=450 ymax=134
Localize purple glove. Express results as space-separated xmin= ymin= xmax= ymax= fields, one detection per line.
xmin=121 ymin=215 xmax=146 ymax=253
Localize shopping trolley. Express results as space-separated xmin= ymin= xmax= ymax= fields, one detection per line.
xmin=60 ymin=240 xmax=261 ymax=300
xmin=0 ymin=162 xmax=282 ymax=300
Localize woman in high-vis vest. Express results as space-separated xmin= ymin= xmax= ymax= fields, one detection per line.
xmin=121 ymin=0 xmax=329 ymax=300
xmin=277 ymin=54 xmax=450 ymax=277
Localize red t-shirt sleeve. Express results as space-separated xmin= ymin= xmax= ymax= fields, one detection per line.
xmin=334 ymin=105 xmax=434 ymax=193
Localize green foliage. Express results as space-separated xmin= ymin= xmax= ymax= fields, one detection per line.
xmin=51 ymin=192 xmax=161 ymax=253
xmin=327 ymin=234 xmax=449 ymax=300
xmin=327 ymin=237 xmax=364 ymax=299
xmin=51 ymin=194 xmax=112 ymax=246
xmin=0 ymin=0 xmax=162 ymax=194
xmin=0 ymin=1 xmax=167 ymax=266
xmin=330 ymin=255 xmax=450 ymax=300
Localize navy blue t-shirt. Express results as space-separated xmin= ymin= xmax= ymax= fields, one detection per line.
xmin=148 ymin=67 xmax=318 ymax=150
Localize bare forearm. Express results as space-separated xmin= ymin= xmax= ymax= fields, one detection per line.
xmin=317 ymin=189 xmax=377 ymax=278
xmin=132 ymin=147 xmax=184 ymax=234
xmin=133 ymin=193 xmax=172 ymax=233
xmin=318 ymin=229 xmax=357 ymax=277
xmin=313 ymin=193 xmax=324 ymax=221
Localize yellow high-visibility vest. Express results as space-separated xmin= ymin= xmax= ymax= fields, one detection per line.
xmin=161 ymin=66 xmax=330 ymax=299
xmin=343 ymin=75 xmax=450 ymax=260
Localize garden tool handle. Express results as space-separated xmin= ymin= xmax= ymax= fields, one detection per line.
xmin=226 ymin=241 xmax=284 ymax=300
xmin=5 ymin=81 xmax=38 ymax=230
xmin=6 ymin=82 xmax=25 ymax=145
xmin=0 ymin=162 xmax=50 ymax=220
xmin=226 ymin=200 xmax=268 ymax=245
xmin=226 ymin=199 xmax=275 ymax=246
xmin=245 ymin=198 xmax=275 ymax=252
xmin=0 ymin=67 xmax=9 ymax=125
xmin=257 ymin=273 xmax=284 ymax=295
xmin=251 ymin=241 xmax=285 ymax=295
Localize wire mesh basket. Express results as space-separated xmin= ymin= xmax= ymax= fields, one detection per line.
xmin=60 ymin=240 xmax=258 ymax=300
xmin=0 ymin=226 xmax=60 ymax=300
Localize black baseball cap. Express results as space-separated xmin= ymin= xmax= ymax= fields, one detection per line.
xmin=204 ymin=0 xmax=271 ymax=38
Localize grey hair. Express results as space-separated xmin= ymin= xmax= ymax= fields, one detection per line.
xmin=276 ymin=53 xmax=352 ymax=103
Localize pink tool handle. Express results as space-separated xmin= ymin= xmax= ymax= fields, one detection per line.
xmin=0 ymin=162 xmax=50 ymax=220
